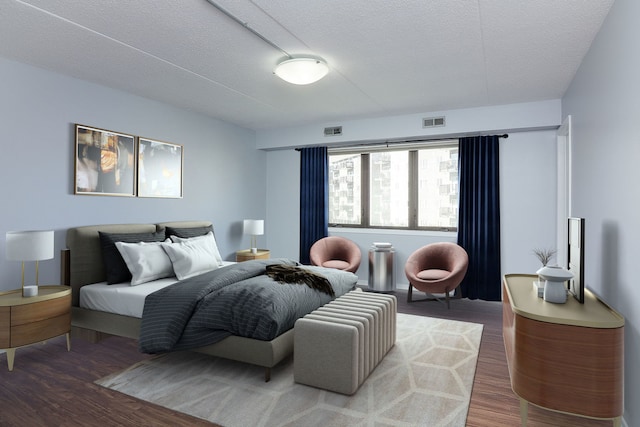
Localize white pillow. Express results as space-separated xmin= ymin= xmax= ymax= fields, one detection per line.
xmin=162 ymin=232 xmax=222 ymax=280
xmin=115 ymin=241 xmax=175 ymax=286
xmin=169 ymin=232 xmax=224 ymax=266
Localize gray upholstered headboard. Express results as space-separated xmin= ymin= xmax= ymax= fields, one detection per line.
xmin=63 ymin=221 xmax=213 ymax=306
xmin=155 ymin=220 xmax=213 ymax=233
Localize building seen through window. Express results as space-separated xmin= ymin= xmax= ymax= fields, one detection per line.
xmin=328 ymin=141 xmax=458 ymax=231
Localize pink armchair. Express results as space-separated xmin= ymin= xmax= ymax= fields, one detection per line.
xmin=309 ymin=236 xmax=361 ymax=273
xmin=404 ymin=242 xmax=469 ymax=309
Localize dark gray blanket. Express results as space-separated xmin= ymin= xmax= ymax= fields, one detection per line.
xmin=138 ymin=258 xmax=357 ymax=353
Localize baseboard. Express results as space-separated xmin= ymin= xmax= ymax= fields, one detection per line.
xmin=357 ymin=279 xmax=410 ymax=291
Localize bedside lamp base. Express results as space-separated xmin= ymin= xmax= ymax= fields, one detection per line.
xmin=23 ymin=285 xmax=38 ymax=297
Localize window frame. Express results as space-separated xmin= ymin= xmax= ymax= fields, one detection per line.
xmin=328 ymin=140 xmax=458 ymax=232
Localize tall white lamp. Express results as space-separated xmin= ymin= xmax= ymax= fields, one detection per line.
xmin=6 ymin=230 xmax=54 ymax=297
xmin=243 ymin=220 xmax=264 ymax=254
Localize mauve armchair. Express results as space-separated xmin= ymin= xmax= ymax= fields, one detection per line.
xmin=309 ymin=236 xmax=361 ymax=273
xmin=404 ymin=242 xmax=469 ymax=309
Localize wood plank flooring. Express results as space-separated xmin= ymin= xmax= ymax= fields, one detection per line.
xmin=0 ymin=289 xmax=615 ymax=426
xmin=395 ymin=291 xmax=614 ymax=427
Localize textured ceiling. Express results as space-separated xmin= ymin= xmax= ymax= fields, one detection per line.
xmin=0 ymin=0 xmax=614 ymax=130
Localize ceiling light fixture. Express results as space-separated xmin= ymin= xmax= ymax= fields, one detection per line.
xmin=274 ymin=57 xmax=329 ymax=85
xmin=205 ymin=0 xmax=329 ymax=85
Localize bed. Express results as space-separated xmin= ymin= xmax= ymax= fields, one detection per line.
xmin=61 ymin=221 xmax=358 ymax=381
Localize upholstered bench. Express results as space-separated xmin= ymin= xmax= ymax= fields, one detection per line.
xmin=293 ymin=290 xmax=397 ymax=395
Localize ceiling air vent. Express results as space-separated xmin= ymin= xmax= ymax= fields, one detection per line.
xmin=324 ymin=126 xmax=342 ymax=136
xmin=422 ymin=116 xmax=446 ymax=128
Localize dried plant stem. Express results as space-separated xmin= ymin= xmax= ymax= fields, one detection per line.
xmin=533 ymin=248 xmax=556 ymax=266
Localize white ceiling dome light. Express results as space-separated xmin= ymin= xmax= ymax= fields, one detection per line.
xmin=274 ymin=57 xmax=329 ymax=85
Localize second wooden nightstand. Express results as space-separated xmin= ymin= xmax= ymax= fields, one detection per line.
xmin=0 ymin=285 xmax=71 ymax=371
xmin=236 ymin=249 xmax=270 ymax=262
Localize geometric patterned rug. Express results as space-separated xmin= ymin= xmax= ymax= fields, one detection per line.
xmin=96 ymin=313 xmax=483 ymax=427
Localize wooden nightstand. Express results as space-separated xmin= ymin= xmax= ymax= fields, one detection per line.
xmin=236 ymin=249 xmax=270 ymax=262
xmin=0 ymin=285 xmax=71 ymax=371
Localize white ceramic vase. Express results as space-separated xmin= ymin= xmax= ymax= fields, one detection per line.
xmin=536 ymin=265 xmax=573 ymax=304
xmin=542 ymin=280 xmax=567 ymax=303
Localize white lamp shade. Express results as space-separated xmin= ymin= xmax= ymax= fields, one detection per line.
xmin=6 ymin=230 xmax=54 ymax=261
xmin=274 ymin=57 xmax=329 ymax=85
xmin=243 ymin=220 xmax=264 ymax=236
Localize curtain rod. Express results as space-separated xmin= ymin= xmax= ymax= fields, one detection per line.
xmin=372 ymin=133 xmax=509 ymax=145
xmin=294 ymin=133 xmax=508 ymax=151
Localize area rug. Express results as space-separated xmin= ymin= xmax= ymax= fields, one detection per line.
xmin=96 ymin=313 xmax=483 ymax=427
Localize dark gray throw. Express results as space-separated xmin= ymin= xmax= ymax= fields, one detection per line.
xmin=138 ymin=258 xmax=357 ymax=353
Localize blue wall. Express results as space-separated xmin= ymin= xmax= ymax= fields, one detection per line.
xmin=563 ymin=0 xmax=639 ymax=423
xmin=263 ymin=106 xmax=561 ymax=289
xmin=0 ymin=57 xmax=265 ymax=291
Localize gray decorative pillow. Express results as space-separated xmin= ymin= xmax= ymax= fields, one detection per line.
xmin=99 ymin=231 xmax=166 ymax=284
xmin=165 ymin=225 xmax=213 ymax=239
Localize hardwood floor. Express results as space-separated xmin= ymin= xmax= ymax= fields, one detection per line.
xmin=396 ymin=290 xmax=613 ymax=427
xmin=0 ymin=289 xmax=615 ymax=426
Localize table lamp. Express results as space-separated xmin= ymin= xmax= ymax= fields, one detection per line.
xmin=243 ymin=220 xmax=264 ymax=254
xmin=6 ymin=230 xmax=54 ymax=297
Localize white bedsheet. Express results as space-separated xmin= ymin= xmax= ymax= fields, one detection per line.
xmin=80 ymin=278 xmax=178 ymax=318
xmin=79 ymin=262 xmax=235 ymax=318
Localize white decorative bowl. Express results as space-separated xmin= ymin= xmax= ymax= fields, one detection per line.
xmin=536 ymin=265 xmax=574 ymax=282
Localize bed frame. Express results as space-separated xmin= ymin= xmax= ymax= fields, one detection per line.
xmin=61 ymin=221 xmax=293 ymax=381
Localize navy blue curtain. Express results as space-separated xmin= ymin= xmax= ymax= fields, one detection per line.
xmin=457 ymin=135 xmax=501 ymax=301
xmin=299 ymin=147 xmax=329 ymax=264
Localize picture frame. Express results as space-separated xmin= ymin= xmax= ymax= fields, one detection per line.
xmin=137 ymin=137 xmax=183 ymax=198
xmin=75 ymin=124 xmax=136 ymax=196
xmin=567 ymin=217 xmax=585 ymax=303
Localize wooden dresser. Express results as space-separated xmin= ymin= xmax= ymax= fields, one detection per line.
xmin=502 ymin=274 xmax=624 ymax=426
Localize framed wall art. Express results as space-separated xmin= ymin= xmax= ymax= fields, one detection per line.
xmin=137 ymin=137 xmax=183 ymax=198
xmin=75 ymin=124 xmax=136 ymax=196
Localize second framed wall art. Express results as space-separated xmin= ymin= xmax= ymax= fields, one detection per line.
xmin=138 ymin=137 xmax=183 ymax=198
xmin=74 ymin=124 xmax=183 ymax=198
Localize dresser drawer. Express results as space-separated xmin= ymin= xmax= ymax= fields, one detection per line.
xmin=11 ymin=294 xmax=71 ymax=326
xmin=11 ymin=313 xmax=71 ymax=348
xmin=0 ymin=307 xmax=9 ymax=347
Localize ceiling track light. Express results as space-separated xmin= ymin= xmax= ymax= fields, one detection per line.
xmin=205 ymin=0 xmax=329 ymax=85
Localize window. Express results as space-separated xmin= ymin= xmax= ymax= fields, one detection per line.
xmin=328 ymin=141 xmax=458 ymax=231
xmin=328 ymin=153 xmax=361 ymax=225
